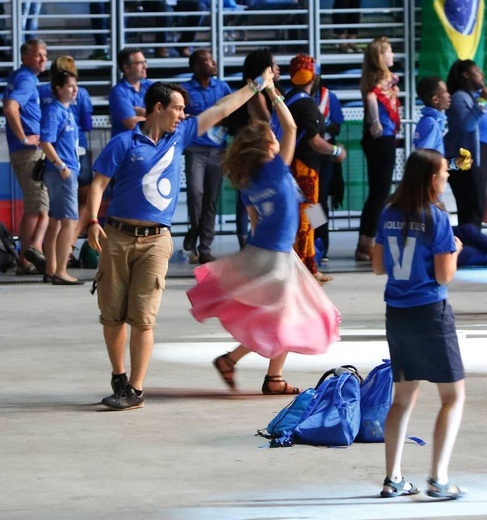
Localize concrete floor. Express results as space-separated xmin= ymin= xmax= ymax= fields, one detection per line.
xmin=1 ymin=229 xmax=487 ymax=519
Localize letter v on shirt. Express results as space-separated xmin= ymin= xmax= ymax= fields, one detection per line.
xmin=387 ymin=236 xmax=416 ymax=280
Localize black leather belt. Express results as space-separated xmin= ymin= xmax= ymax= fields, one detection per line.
xmin=106 ymin=217 xmax=169 ymax=237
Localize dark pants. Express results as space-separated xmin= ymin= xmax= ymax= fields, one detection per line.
xmin=184 ymin=146 xmax=223 ymax=255
xmin=332 ymin=0 xmax=361 ymax=34
xmin=314 ymin=156 xmax=335 ymax=256
xmin=359 ymin=135 xmax=396 ymax=238
xmin=454 ymin=223 xmax=487 ymax=267
xmin=448 ymin=162 xmax=486 ymax=228
xmin=90 ymin=2 xmax=109 ymax=46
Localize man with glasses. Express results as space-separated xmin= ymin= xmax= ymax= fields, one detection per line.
xmin=109 ymin=47 xmax=153 ymax=137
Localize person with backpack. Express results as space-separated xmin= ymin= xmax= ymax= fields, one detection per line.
xmin=187 ymin=78 xmax=341 ymax=395
xmin=372 ymin=148 xmax=466 ymax=500
xmin=285 ymin=53 xmax=346 ymax=284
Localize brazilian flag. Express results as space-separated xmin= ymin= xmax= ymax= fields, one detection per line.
xmin=418 ymin=0 xmax=486 ymax=80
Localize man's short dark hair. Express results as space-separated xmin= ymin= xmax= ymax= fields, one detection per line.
xmin=416 ymin=76 xmax=443 ymax=106
xmin=188 ymin=49 xmax=210 ymax=72
xmin=145 ymin=82 xmax=189 ymax=114
xmin=117 ymin=47 xmax=143 ymax=73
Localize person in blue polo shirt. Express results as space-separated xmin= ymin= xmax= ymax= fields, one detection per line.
xmin=109 ymin=47 xmax=152 ymax=137
xmin=39 ymin=55 xmax=94 ymax=257
xmin=86 ymin=68 xmax=274 ymax=411
xmin=3 ymin=38 xmax=49 ymax=275
xmin=39 ymin=68 xmax=83 ymax=286
xmin=182 ymin=49 xmax=232 ymax=264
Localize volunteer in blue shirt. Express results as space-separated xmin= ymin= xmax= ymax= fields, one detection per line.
xmin=182 ymin=49 xmax=232 ymax=264
xmin=39 ymin=69 xmax=82 ymax=286
xmin=373 ymin=148 xmax=465 ymax=500
xmin=87 ymin=68 xmax=274 ymax=411
xmin=3 ymin=39 xmax=49 ymax=275
xmin=39 ymin=55 xmax=94 ymax=247
xmin=109 ymin=47 xmax=153 ymax=137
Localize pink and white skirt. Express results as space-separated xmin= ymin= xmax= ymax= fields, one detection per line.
xmin=187 ymin=246 xmax=341 ymax=359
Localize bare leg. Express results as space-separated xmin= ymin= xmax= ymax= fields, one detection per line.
xmin=225 ymin=344 xmax=251 ymax=364
xmin=103 ymin=324 xmax=127 ymax=375
xmin=44 ymin=218 xmax=60 ymax=276
xmin=128 ymin=326 xmax=154 ymax=391
xmin=263 ymin=352 xmax=299 ymax=394
xmin=267 ymin=352 xmax=288 ymax=377
xmin=382 ymin=380 xmax=420 ymax=493
xmin=54 ymin=218 xmax=78 ymax=280
xmin=430 ymin=380 xmax=465 ymax=484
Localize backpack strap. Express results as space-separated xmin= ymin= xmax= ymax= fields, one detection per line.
xmin=284 ymin=91 xmax=311 ymax=147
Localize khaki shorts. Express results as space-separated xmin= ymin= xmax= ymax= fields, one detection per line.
xmin=95 ymin=225 xmax=173 ymax=329
xmin=10 ymin=148 xmax=49 ymax=213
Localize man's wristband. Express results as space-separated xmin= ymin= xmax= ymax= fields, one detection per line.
xmin=87 ymin=218 xmax=99 ymax=227
xmin=22 ymin=137 xmax=29 ymax=145
xmin=55 ymin=161 xmax=66 ymax=171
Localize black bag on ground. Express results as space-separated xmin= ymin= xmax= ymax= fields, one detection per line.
xmin=32 ymin=153 xmax=46 ymax=182
xmin=0 ymin=222 xmax=19 ymax=272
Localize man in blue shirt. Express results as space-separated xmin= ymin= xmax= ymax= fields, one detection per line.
xmin=109 ymin=47 xmax=153 ymax=137
xmin=87 ymin=68 xmax=273 ymax=411
xmin=182 ymin=50 xmax=232 ymax=264
xmin=3 ymin=39 xmax=49 ymax=275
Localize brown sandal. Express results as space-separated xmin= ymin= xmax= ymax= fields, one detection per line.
xmin=262 ymin=375 xmax=300 ymax=395
xmin=314 ymin=272 xmax=334 ymax=285
xmin=213 ymin=353 xmax=236 ymax=390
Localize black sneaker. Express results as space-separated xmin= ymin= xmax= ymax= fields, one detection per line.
xmin=111 ymin=373 xmax=129 ymax=396
xmin=101 ymin=385 xmax=144 ymax=411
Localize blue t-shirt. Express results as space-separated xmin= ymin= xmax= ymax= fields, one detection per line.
xmin=240 ymin=155 xmax=300 ymax=252
xmin=109 ymin=78 xmax=153 ymax=137
xmin=413 ymin=106 xmax=447 ymax=154
xmin=3 ymin=65 xmax=41 ymax=153
xmin=93 ymin=117 xmax=198 ymax=226
xmin=40 ymin=100 xmax=80 ymax=175
xmin=376 ymin=204 xmax=456 ymax=308
xmin=183 ymin=77 xmax=232 ymax=147
xmin=39 ymin=84 xmax=93 ymax=149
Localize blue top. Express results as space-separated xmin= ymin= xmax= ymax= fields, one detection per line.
xmin=39 ymin=83 xmax=93 ymax=149
xmin=413 ymin=106 xmax=446 ymax=155
xmin=328 ymin=90 xmax=345 ymax=125
xmin=479 ymin=112 xmax=487 ymax=144
xmin=183 ymin=77 xmax=232 ymax=147
xmin=93 ymin=117 xmax=198 ymax=226
xmin=109 ymin=78 xmax=153 ymax=137
xmin=240 ymin=154 xmax=300 ymax=252
xmin=376 ymin=204 xmax=456 ymax=308
xmin=3 ymin=65 xmax=41 ymax=153
xmin=444 ymin=89 xmax=485 ymax=165
xmin=40 ymin=100 xmax=80 ymax=175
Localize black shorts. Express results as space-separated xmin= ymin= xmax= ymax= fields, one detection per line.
xmin=386 ymin=300 xmax=465 ymax=383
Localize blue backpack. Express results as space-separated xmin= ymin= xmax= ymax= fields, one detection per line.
xmin=293 ymin=366 xmax=362 ymax=447
xmin=356 ymin=359 xmax=393 ymax=443
xmin=260 ymin=365 xmax=363 ymax=447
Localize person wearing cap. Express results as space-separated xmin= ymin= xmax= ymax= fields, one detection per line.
xmin=285 ymin=53 xmax=346 ymax=284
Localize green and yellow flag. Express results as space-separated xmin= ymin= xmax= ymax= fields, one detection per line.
xmin=418 ymin=0 xmax=486 ymax=81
